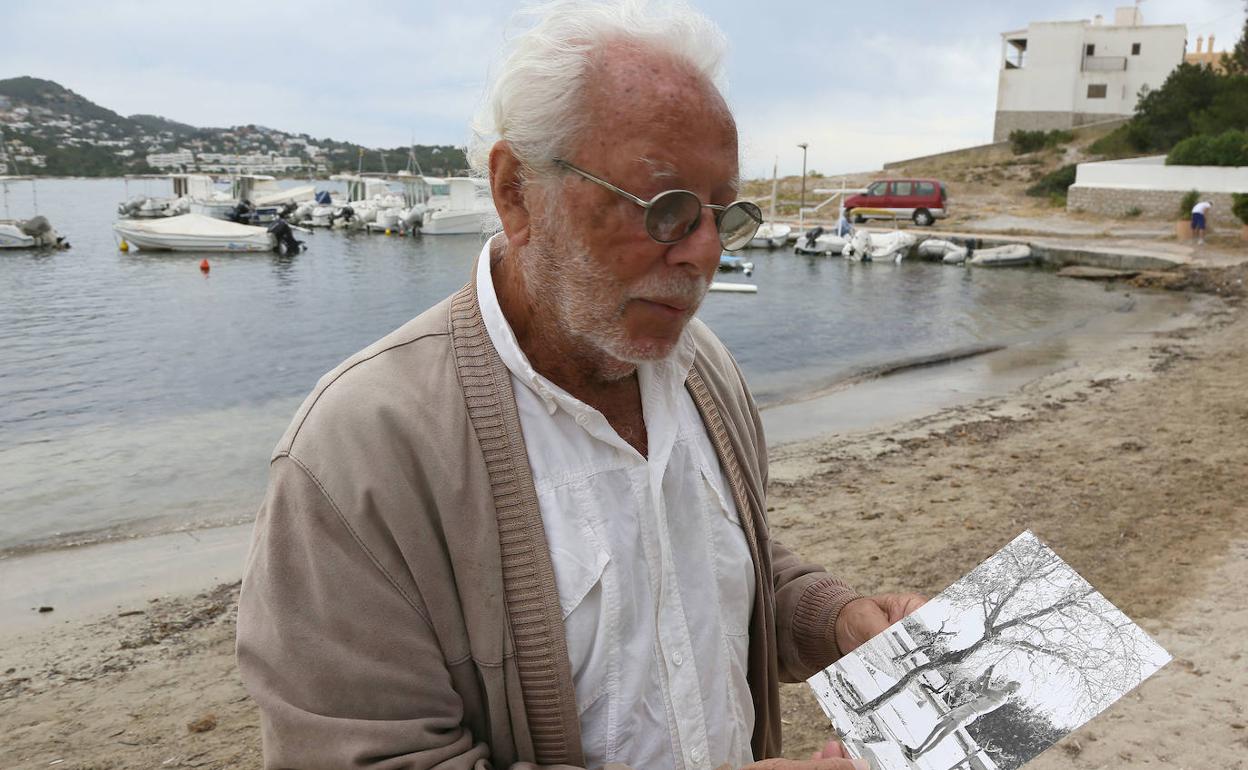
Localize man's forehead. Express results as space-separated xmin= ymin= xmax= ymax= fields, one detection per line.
xmin=638 ymin=155 xmax=740 ymax=189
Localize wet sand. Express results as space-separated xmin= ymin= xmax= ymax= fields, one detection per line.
xmin=1 ymin=266 xmax=1245 ymax=769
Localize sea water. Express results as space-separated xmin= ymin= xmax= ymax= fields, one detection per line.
xmin=0 ymin=178 xmax=1185 ymax=554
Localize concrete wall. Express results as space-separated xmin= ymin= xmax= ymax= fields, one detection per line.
xmin=1068 ymin=156 xmax=1248 ymax=227
xmin=992 ymin=111 xmax=1128 ymax=141
xmin=895 ymin=117 xmax=1128 ymax=169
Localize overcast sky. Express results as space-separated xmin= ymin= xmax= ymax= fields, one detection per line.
xmin=3 ymin=1 xmax=1243 ymax=178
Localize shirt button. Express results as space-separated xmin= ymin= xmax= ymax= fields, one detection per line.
xmin=690 ymin=747 xmax=704 ymax=764
xmin=575 ymin=413 xmax=588 ymax=426
xmin=672 ymin=651 xmax=683 ymax=666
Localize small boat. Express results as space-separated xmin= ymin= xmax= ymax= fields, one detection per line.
xmin=113 ymin=213 xmax=276 ymax=252
xmin=421 ymin=177 xmax=496 ymax=235
xmin=747 ymin=221 xmax=791 ymax=249
xmin=793 ymin=226 xmax=848 ymax=256
xmin=842 ymin=230 xmax=916 ymax=263
xmin=718 ymin=254 xmax=754 ymax=275
xmin=1 ymin=176 xmax=68 ymax=249
xmin=917 ymin=238 xmax=969 ymax=264
xmin=1 ymin=216 xmax=66 ymax=249
xmin=969 ymin=243 xmax=1033 ymax=267
xmin=709 ymin=281 xmax=757 ymax=293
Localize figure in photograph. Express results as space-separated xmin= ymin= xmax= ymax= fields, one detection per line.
xmin=902 ymin=666 xmax=1021 ymax=761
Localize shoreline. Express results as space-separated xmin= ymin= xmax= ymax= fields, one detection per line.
xmin=1 ymin=267 xmax=1245 ymax=767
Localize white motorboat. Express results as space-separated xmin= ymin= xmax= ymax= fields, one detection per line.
xmin=118 ymin=174 xmax=214 ymax=219
xmin=113 ymin=213 xmax=274 ymax=252
xmin=1 ymin=176 xmax=68 ymax=249
xmin=842 ymin=230 xmax=916 ymax=263
xmin=969 ymin=243 xmax=1033 ymax=267
xmin=917 ymin=238 xmax=969 ymax=264
xmin=422 ymin=177 xmax=496 ymax=235
xmin=748 ymin=221 xmax=791 ymax=249
xmin=188 ymin=175 xmax=310 ymax=223
xmin=793 ymin=227 xmax=848 ymax=256
xmin=1 ymin=218 xmax=65 ymax=249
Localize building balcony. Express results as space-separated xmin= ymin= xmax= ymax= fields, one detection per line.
xmin=1082 ymin=55 xmax=1127 ymax=71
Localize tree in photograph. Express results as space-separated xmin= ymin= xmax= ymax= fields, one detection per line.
xmin=851 ymin=534 xmax=1158 ymax=726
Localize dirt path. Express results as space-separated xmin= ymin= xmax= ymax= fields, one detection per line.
xmin=2 ymin=271 xmax=1244 ymax=769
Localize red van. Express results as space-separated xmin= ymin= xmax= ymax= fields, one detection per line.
xmin=844 ymin=178 xmax=949 ymax=226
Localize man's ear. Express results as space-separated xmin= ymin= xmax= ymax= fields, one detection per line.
xmin=489 ymin=142 xmax=531 ymax=249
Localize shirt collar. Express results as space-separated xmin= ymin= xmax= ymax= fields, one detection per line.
xmin=474 ymin=237 xmax=697 ymax=418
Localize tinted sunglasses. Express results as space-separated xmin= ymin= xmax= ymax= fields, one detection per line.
xmin=552 ymin=158 xmax=763 ymax=251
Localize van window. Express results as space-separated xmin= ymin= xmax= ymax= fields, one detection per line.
xmin=916 ymin=181 xmax=935 ymax=195
xmin=867 ymin=182 xmax=886 ymax=196
xmin=893 ymin=181 xmax=913 ymax=196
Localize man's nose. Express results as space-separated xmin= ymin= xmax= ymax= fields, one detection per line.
xmin=666 ymin=207 xmax=721 ymax=276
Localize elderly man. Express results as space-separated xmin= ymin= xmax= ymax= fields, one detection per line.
xmin=237 ymin=2 xmax=922 ymax=769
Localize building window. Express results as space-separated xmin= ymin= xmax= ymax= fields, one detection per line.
xmin=1087 ymin=84 xmax=1108 ymax=98
xmin=1086 ymin=44 xmax=1096 ymax=56
xmin=1132 ymin=42 xmax=1141 ymax=55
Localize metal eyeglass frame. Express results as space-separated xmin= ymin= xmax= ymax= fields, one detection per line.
xmin=551 ymin=158 xmax=762 ymax=250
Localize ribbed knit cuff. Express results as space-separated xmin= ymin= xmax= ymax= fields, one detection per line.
xmin=791 ymin=576 xmax=863 ymax=672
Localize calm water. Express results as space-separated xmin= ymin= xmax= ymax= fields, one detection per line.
xmin=0 ymin=178 xmax=1153 ymax=553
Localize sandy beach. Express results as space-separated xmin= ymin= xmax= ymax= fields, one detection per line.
xmin=2 ymin=264 xmax=1245 ymax=769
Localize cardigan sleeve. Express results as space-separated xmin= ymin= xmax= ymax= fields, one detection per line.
xmin=237 ymin=454 xmax=496 ymax=770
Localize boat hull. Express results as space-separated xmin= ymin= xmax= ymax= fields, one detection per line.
xmin=113 ymin=215 xmax=274 ymax=252
xmin=421 ymin=209 xmax=490 ymax=235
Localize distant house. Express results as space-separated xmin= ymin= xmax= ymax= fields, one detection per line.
xmin=994 ymin=6 xmax=1186 ymax=141
xmin=1184 ymin=34 xmax=1227 ymax=72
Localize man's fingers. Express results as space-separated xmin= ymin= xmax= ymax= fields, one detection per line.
xmin=746 ymin=759 xmax=868 ymax=770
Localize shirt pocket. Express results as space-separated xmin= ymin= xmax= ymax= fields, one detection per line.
xmin=698 ymin=463 xmax=754 ymax=637
xmin=540 ymin=480 xmax=612 ymax=709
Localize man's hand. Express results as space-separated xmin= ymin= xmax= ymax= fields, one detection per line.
xmin=834 ymin=593 xmax=927 ymax=655
xmin=737 ymin=740 xmax=868 ymax=770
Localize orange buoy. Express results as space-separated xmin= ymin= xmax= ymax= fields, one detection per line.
xmin=200 ymin=259 xmax=210 ymax=273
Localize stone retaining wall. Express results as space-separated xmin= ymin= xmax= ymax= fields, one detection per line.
xmin=1067 ymin=187 xmax=1241 ymax=229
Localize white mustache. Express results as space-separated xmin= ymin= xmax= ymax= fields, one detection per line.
xmin=626 ymin=272 xmax=710 ymax=308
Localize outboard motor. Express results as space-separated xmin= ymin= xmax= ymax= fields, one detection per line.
xmin=19 ymin=216 xmax=69 ymax=249
xmin=228 ymin=199 xmax=256 ymax=224
xmin=802 ymin=226 xmax=824 ymax=248
xmin=329 ymin=205 xmax=355 ymax=228
xmin=269 ymin=219 xmax=304 ymax=256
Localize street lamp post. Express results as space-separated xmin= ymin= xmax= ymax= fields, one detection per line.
xmin=797 ymin=142 xmax=808 ymax=228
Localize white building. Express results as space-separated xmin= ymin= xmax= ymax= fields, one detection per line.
xmin=146 ymin=150 xmax=196 ymax=169
xmin=993 ymin=6 xmax=1187 ymax=141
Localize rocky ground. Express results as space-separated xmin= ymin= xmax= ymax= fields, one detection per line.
xmin=1 ymin=266 xmax=1245 ymax=769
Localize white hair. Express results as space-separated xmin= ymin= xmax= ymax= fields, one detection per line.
xmin=467 ymin=0 xmax=728 ymax=179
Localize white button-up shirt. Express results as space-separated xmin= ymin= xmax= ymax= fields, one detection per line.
xmin=476 ymin=239 xmax=757 ymax=770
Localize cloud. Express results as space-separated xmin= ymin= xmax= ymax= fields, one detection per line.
xmin=3 ymin=0 xmax=1243 ymax=177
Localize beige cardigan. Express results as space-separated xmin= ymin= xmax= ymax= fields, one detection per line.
xmin=237 ymin=280 xmax=860 ymax=769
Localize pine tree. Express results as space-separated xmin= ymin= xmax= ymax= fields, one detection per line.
xmin=1225 ymin=1 xmax=1248 ymax=74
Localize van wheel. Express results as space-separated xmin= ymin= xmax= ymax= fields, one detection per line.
xmin=913 ymin=209 xmax=934 ymax=226
xmin=854 ymin=214 xmax=866 ymax=224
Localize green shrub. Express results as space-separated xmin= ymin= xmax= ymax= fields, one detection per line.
xmin=1088 ymin=124 xmax=1147 ymax=158
xmin=1232 ymin=193 xmax=1248 ymax=225
xmin=1010 ymin=129 xmax=1075 ymax=155
xmin=1166 ymin=129 xmax=1248 ymax=166
xmin=1125 ymin=206 xmax=1143 ymax=218
xmin=1179 ymin=190 xmax=1201 ymax=219
xmin=1026 ymin=164 xmax=1078 ymax=197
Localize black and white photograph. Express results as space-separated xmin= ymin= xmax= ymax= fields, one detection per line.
xmin=808 ymin=531 xmax=1172 ymax=770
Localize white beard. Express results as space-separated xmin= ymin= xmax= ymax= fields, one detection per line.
xmin=521 ymin=210 xmax=709 ymax=379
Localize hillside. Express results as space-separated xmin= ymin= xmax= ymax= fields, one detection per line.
xmin=0 ymin=77 xmax=466 ymax=178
